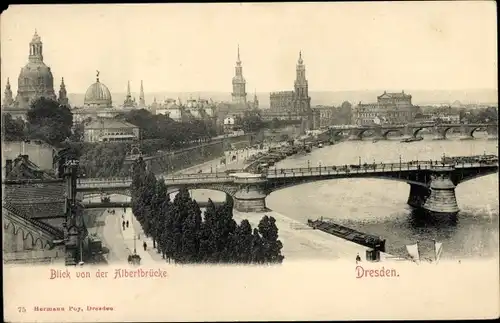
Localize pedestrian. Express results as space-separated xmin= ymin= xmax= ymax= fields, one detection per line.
xmin=126 ymin=220 xmax=129 ymax=228
xmin=122 ymin=221 xmax=125 ymax=230
xmin=356 ymin=253 xmax=361 ymax=263
xmin=143 ymin=241 xmax=147 ymax=251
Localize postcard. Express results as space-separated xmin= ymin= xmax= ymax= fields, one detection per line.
xmin=2 ymin=2 xmax=499 ymax=322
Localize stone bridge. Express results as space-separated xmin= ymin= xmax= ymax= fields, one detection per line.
xmin=327 ymin=123 xmax=498 ymax=140
xmin=76 ymin=158 xmax=498 ymax=216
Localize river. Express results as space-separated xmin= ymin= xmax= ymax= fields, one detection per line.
xmin=265 ymin=131 xmax=499 ymax=260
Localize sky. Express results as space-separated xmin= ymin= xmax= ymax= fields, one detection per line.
xmin=1 ymin=2 xmax=497 ymax=95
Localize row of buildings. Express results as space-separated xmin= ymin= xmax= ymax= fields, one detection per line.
xmin=1 ymin=32 xmax=268 ymax=142
xmin=3 ymin=31 xmax=468 ymax=144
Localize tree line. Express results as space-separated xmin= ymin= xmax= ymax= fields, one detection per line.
xmin=130 ymin=158 xmax=285 ymax=264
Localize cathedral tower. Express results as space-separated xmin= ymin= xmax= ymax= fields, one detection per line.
xmin=139 ymin=80 xmax=145 ymax=107
xmin=3 ymin=78 xmax=14 ymax=107
xmin=58 ymin=77 xmax=69 ymax=106
xmin=123 ymin=80 xmax=135 ymax=107
xmin=231 ymin=45 xmax=247 ymax=104
xmin=293 ymin=51 xmax=312 ymax=132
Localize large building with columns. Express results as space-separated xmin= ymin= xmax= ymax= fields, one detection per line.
xmin=353 ymin=90 xmax=419 ymax=126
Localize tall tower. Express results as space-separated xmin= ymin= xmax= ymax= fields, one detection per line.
xmin=231 ymin=45 xmax=247 ymax=104
xmin=253 ymin=89 xmax=259 ymax=110
xmin=2 ymin=78 xmax=14 ymax=107
xmin=294 ymin=51 xmax=312 ymax=131
xmin=139 ymin=80 xmax=145 ymax=107
xmin=123 ymin=80 xmax=135 ymax=107
xmin=58 ymin=77 xmax=69 ymax=106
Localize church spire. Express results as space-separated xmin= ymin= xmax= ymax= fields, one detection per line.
xmin=237 ymin=44 xmax=241 ymax=65
xmin=123 ymin=80 xmax=136 ymax=107
xmin=3 ymin=78 xmax=14 ymax=107
xmin=58 ymin=77 xmax=68 ymax=106
xmin=139 ymin=80 xmax=145 ymax=107
xmin=232 ymin=45 xmax=246 ymax=104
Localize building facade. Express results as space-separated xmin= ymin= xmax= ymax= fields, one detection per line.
xmin=268 ymin=52 xmax=315 ymax=130
xmin=83 ymin=118 xmax=140 ymax=143
xmin=353 ymin=91 xmax=418 ymax=126
xmin=2 ymin=31 xmax=68 ymax=121
xmin=312 ymin=105 xmax=336 ymax=128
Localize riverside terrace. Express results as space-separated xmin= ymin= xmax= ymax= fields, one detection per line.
xmin=326 ymin=123 xmax=498 ymax=140
xmin=76 ymin=156 xmax=498 ymax=215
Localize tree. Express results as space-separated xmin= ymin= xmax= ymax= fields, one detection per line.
xmin=198 ymin=199 xmax=218 ymax=262
xmin=129 ymin=172 xmax=285 ymax=264
xmin=233 ymin=219 xmax=254 ymax=263
xmin=2 ymin=113 xmax=26 ymax=141
xmin=258 ymin=215 xmax=285 ymax=263
xmin=27 ymin=97 xmax=73 ymax=146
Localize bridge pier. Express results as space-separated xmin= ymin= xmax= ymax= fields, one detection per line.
xmin=232 ymin=174 xmax=268 ymax=212
xmin=407 ymin=184 xmax=430 ymax=208
xmin=433 ymin=126 xmax=447 ymax=140
xmin=422 ymin=167 xmax=459 ymax=215
xmin=459 ymin=125 xmax=474 ymax=140
xmin=233 ymin=186 xmax=267 ymax=212
xmin=348 ymin=129 xmax=363 ymax=141
xmin=487 ymin=125 xmax=498 ymax=140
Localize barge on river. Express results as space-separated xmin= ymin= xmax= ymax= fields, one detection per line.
xmin=307 ymin=219 xmax=386 ymax=252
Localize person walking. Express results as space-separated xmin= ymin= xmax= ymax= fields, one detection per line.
xmin=126 ymin=220 xmax=129 ymax=228
xmin=143 ymin=241 xmax=147 ymax=251
xmin=122 ymin=221 xmax=125 ymax=230
xmin=356 ymin=253 xmax=361 ymax=264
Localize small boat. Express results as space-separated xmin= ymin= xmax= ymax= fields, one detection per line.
xmin=401 ymin=136 xmax=423 ymax=143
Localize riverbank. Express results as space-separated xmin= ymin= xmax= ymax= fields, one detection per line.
xmin=232 ymin=210 xmax=398 ymax=262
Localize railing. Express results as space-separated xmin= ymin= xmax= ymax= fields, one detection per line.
xmin=266 ymin=160 xmax=498 ymax=179
xmin=75 ymin=158 xmax=498 ymax=187
xmin=77 ymin=175 xmax=235 ymax=188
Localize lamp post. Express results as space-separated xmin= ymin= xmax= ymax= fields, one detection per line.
xmin=358 ymin=156 xmax=361 ymax=167
xmin=399 ymin=155 xmax=402 ymax=169
xmin=307 ymin=160 xmax=310 ymax=169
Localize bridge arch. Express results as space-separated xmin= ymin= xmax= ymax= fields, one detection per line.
xmin=267 ymin=175 xmax=428 ymax=196
xmin=467 ymin=126 xmax=485 ymax=138
xmin=381 ymin=129 xmax=403 ymax=139
xmin=456 ymin=169 xmax=499 ymax=185
xmin=357 ymin=128 xmax=372 ymax=139
xmin=412 ymin=127 xmax=432 ymax=137
xmin=166 ymin=186 xmax=237 ymax=199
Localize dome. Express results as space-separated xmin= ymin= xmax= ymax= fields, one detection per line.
xmin=17 ymin=61 xmax=56 ymax=94
xmin=84 ymin=77 xmax=112 ymax=108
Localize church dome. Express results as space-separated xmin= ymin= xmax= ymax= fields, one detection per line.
xmin=17 ymin=62 xmax=56 ymax=96
xmin=84 ymin=74 xmax=112 ymax=108
xmin=15 ymin=31 xmax=57 ymax=108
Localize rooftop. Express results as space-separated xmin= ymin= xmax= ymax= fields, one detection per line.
xmin=85 ymin=118 xmax=138 ymax=130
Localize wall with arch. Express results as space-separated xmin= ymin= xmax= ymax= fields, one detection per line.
xmin=3 ymin=220 xmax=53 ymax=253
